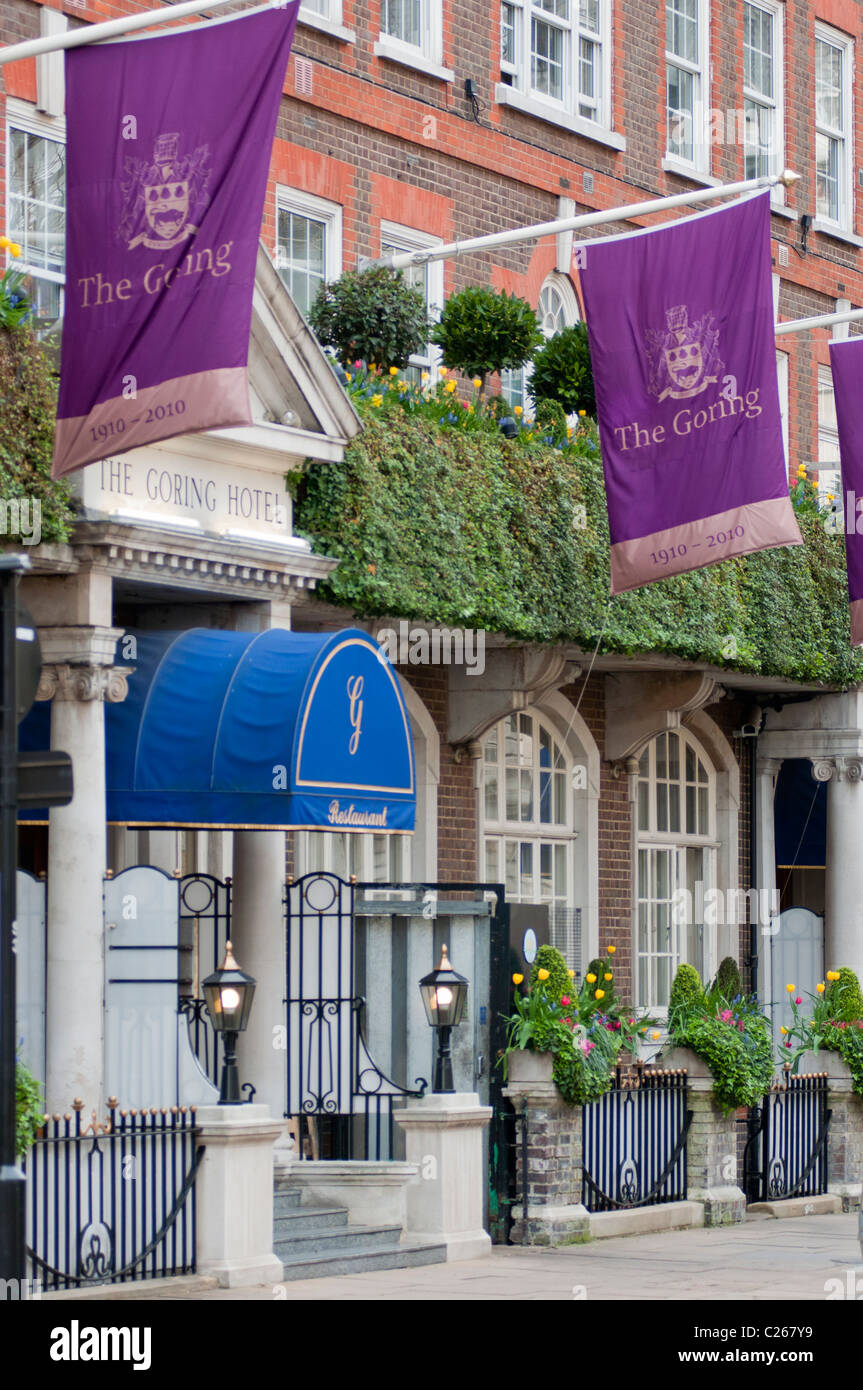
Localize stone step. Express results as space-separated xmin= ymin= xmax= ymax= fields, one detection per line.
xmin=278 ymin=1241 xmax=448 ymax=1282
xmin=273 ymin=1222 xmax=404 ymax=1263
xmin=274 ymin=1205 xmax=349 ymax=1239
xmin=273 ymin=1185 xmax=303 ymax=1211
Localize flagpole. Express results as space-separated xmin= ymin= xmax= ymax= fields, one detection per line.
xmin=0 ymin=0 xmax=280 ymax=64
xmin=379 ymin=171 xmax=799 ymax=271
xmin=776 ymin=306 xmax=863 ymax=337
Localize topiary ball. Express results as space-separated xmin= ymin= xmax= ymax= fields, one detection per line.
xmin=529 ymin=944 xmax=573 ymax=1003
xmin=715 ymin=955 xmax=742 ymax=1000
xmin=669 ymin=962 xmax=705 ymax=1021
xmin=834 ymin=967 xmax=863 ymax=1022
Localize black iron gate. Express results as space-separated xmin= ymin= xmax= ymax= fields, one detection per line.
xmin=25 ymin=1101 xmax=201 ymax=1289
xmin=581 ymin=1065 xmax=692 ymax=1212
xmin=743 ymin=1071 xmax=830 ymax=1203
xmin=284 ymin=874 xmax=512 ymax=1238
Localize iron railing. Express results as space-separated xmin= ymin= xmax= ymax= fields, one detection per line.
xmin=581 ymin=1064 xmax=691 ymax=1212
xmin=25 ymin=1100 xmax=201 ymax=1289
xmin=744 ymin=1071 xmax=830 ymax=1203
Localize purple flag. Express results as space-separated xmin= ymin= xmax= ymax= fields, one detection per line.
xmin=579 ymin=192 xmax=801 ymax=593
xmin=52 ymin=6 xmax=299 ymax=479
xmin=829 ymin=338 xmax=863 ymax=646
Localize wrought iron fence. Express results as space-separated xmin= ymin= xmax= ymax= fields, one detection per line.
xmin=25 ymin=1100 xmax=202 ymax=1289
xmin=744 ymin=1071 xmax=830 ymax=1203
xmin=582 ymin=1065 xmax=691 ymax=1212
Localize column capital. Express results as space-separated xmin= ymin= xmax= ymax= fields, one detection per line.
xmin=37 ymin=663 xmax=131 ymax=703
xmin=755 ymin=755 xmax=783 ymax=778
xmin=810 ymin=756 xmax=863 ymax=783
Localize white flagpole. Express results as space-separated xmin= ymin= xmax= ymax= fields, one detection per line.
xmin=379 ymin=170 xmax=799 ymax=270
xmin=776 ymin=306 xmax=863 ymax=337
xmin=0 ymin=0 xmax=280 ymax=65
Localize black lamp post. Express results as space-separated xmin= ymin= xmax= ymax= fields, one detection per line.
xmin=419 ymin=945 xmax=468 ymax=1093
xmin=202 ymin=942 xmax=256 ymax=1105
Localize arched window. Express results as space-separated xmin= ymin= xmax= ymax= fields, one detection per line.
xmin=635 ymin=730 xmax=716 ymax=1010
xmin=501 ymin=272 xmax=579 ymax=409
xmin=481 ymin=710 xmax=577 ymax=953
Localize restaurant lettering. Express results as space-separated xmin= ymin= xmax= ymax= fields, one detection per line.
xmin=327 ymin=800 xmax=388 ymax=828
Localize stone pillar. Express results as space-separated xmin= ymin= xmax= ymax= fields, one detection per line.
xmin=754 ymin=756 xmax=781 ymax=995
xmin=812 ymin=758 xmax=863 ymax=979
xmin=661 ymin=1047 xmax=746 ymax=1224
xmin=39 ymin=631 xmax=127 ymax=1113
xmin=502 ymin=1052 xmax=589 ymax=1245
xmin=231 ymin=830 xmax=288 ymax=1141
xmin=800 ymin=1051 xmax=863 ymax=1211
xmin=393 ymin=1092 xmax=492 ymax=1260
xmin=195 ymin=1104 xmax=284 ymax=1286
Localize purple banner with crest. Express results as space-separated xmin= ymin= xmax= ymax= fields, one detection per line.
xmin=828 ymin=338 xmax=863 ymax=646
xmin=52 ymin=5 xmax=299 ymax=479
xmin=578 ymin=192 xmax=801 ymax=594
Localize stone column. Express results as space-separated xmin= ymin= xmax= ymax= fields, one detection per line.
xmin=812 ymin=757 xmax=863 ymax=979
xmin=661 ymin=1047 xmax=746 ymax=1224
xmin=195 ymin=1104 xmax=285 ymax=1286
xmin=800 ymin=1051 xmax=863 ymax=1211
xmin=502 ymin=1053 xmax=589 ymax=1245
xmin=231 ymin=830 xmax=288 ymax=1138
xmin=394 ymin=1092 xmax=492 ymax=1260
xmin=40 ymin=633 xmax=127 ymax=1114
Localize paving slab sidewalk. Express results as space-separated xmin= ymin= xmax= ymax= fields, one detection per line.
xmin=45 ymin=1212 xmax=863 ymax=1301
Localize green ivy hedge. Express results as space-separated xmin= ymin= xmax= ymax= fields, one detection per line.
xmin=0 ymin=325 xmax=73 ymax=546
xmin=294 ymin=411 xmax=863 ymax=685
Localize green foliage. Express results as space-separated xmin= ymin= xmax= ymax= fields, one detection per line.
xmin=295 ymin=409 xmax=863 ymax=686
xmin=714 ymin=956 xmax=743 ymax=1001
xmin=529 ymin=322 xmax=595 ymax=417
xmin=0 ymin=325 xmax=74 ymax=544
xmin=309 ymin=265 xmax=430 ymax=370
xmin=834 ymin=967 xmax=863 ymax=1022
xmin=431 ymin=285 xmax=542 ymax=380
xmin=667 ymin=962 xmax=773 ymax=1111
xmin=668 ymin=963 xmax=705 ymax=1026
xmin=529 ymin=944 xmax=572 ymax=1002
xmin=0 ymin=267 xmax=31 ymax=331
xmin=16 ymin=1060 xmax=43 ymax=1158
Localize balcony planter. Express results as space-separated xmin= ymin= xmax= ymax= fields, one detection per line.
xmin=505 ymin=1049 xmax=554 ymax=1086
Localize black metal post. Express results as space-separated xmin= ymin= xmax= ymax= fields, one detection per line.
xmin=218 ymin=1031 xmax=241 ymax=1104
xmin=433 ymin=1024 xmax=454 ymax=1093
xmin=0 ymin=560 xmax=25 ymax=1288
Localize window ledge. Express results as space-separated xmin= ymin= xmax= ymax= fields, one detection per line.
xmin=813 ymin=218 xmax=863 ymax=249
xmin=770 ymin=201 xmax=796 ymax=220
xmin=660 ymin=157 xmax=721 ymax=186
xmin=297 ymin=8 xmax=356 ymax=43
xmin=494 ymin=84 xmax=625 ymax=150
xmin=373 ymin=39 xmax=453 ymax=82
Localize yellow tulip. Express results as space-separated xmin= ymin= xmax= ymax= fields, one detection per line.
xmin=651 ymin=1031 xmax=660 ymax=1041
xmin=438 ymin=365 xmax=448 ymax=376
xmin=10 ymin=243 xmax=20 ymax=258
xmin=512 ymin=973 xmax=524 ymax=986
xmin=537 ymin=968 xmax=550 ymax=981
xmin=817 ymin=982 xmax=825 ymax=994
xmin=786 ymin=984 xmax=795 ymax=993
xmin=578 ymin=409 xmax=586 ymax=417
xmin=595 ymin=989 xmax=605 ymax=1000
xmin=604 ymin=973 xmax=612 ymax=981
xmin=827 ymin=971 xmax=840 ymax=982
xmin=567 ymin=969 xmax=575 ymax=979
xmin=780 ymin=1026 xmax=788 ymax=1035
xmin=472 ymin=377 xmax=482 ymax=390
xmin=445 ymin=380 xmax=457 ymax=394
xmin=369 ymin=363 xmax=377 ymax=372
xmin=371 ymin=394 xmax=383 ymax=407
xmin=389 ymin=366 xmax=399 ymax=376
xmin=586 ymin=973 xmax=596 ymax=984
xmin=607 ymin=945 xmax=616 ymax=955
xmin=0 ymin=236 xmax=9 ymax=251
xmin=513 ymin=405 xmax=523 ymax=417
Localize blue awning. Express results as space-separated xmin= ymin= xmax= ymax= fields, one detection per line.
xmin=21 ymin=627 xmax=415 ymax=831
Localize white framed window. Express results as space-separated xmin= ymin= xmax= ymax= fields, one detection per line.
xmin=743 ymin=1 xmax=784 ymax=183
xmin=636 ymin=730 xmax=717 ymax=1010
xmin=665 ymin=0 xmax=709 ymax=173
xmin=6 ymin=102 xmax=66 ymax=324
xmin=380 ymin=221 xmax=443 ymax=381
xmin=815 ymin=24 xmax=853 ymax=231
xmin=776 ymin=349 xmax=789 ymax=469
xmin=481 ymin=711 xmax=577 ymax=958
xmin=295 ymin=830 xmax=412 ymax=884
xmin=501 ymin=272 xmax=580 ymax=410
xmin=275 ymin=187 xmax=342 ymax=320
xmin=298 ymin=0 xmax=356 ymax=42
xmin=497 ymin=0 xmax=617 ymax=141
xmin=817 ymin=365 xmax=842 ymax=507
xmin=375 ymin=0 xmax=446 ymax=74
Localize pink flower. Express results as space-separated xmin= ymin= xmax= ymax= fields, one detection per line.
xmin=628 ymin=1018 xmax=634 ymax=1025
xmin=560 ymin=996 xmax=570 ymax=1007
xmin=564 ymin=1016 xmax=572 ymax=1025
xmin=614 ymin=1021 xmax=621 ymax=1030
xmin=784 ymin=1039 xmax=792 ymax=1047
xmin=738 ymin=1021 xmax=745 ymax=1031
xmin=580 ymin=1040 xmax=595 ymax=1054
xmin=720 ymin=1009 xmax=733 ymax=1023
xmin=353 ymin=360 xmax=363 ymax=369
xmin=795 ymin=997 xmax=802 ymax=1005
